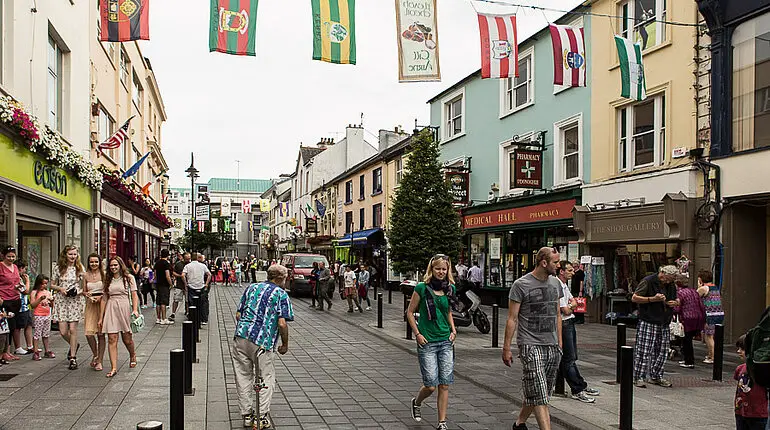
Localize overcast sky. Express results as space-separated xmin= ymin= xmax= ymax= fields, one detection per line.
xmin=140 ymin=0 xmax=583 ymax=188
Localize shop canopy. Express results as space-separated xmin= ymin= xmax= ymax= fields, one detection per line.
xmin=335 ymin=228 xmax=384 ymax=247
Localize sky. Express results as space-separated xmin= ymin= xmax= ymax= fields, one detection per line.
xmin=140 ymin=0 xmax=583 ymax=188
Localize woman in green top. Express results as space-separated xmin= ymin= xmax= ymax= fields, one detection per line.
xmin=406 ymin=254 xmax=457 ymax=430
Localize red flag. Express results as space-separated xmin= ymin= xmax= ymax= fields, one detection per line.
xmin=198 ymin=221 xmax=205 ymax=232
xmin=478 ymin=14 xmax=518 ymax=79
xmin=100 ymin=0 xmax=150 ymax=42
xmin=549 ymin=24 xmax=586 ymax=87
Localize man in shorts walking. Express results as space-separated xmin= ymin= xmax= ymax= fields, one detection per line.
xmin=169 ymin=252 xmax=190 ymax=321
xmin=154 ymin=249 xmax=174 ymax=325
xmin=503 ymin=247 xmax=563 ymax=430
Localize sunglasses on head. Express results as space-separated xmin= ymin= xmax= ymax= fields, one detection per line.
xmin=2 ymin=246 xmax=15 ymax=254
xmin=431 ymin=254 xmax=449 ymax=262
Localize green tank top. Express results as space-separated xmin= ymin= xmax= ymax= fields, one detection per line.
xmin=414 ymin=282 xmax=455 ymax=343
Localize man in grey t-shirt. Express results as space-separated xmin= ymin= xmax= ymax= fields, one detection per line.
xmin=503 ymin=247 xmax=563 ymax=430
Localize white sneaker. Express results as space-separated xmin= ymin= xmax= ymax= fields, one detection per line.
xmin=14 ymin=347 xmax=28 ymax=355
xmin=156 ymin=319 xmax=163 ymax=325
xmin=164 ymin=319 xmax=174 ymax=325
xmin=366 ymin=307 xmax=372 ymax=311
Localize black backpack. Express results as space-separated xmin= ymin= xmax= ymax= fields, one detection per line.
xmin=746 ymin=306 xmax=770 ymax=387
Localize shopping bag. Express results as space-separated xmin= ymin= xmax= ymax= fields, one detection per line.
xmin=670 ymin=316 xmax=685 ymax=338
xmin=574 ymin=296 xmax=587 ymax=313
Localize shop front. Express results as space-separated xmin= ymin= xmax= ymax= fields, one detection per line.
xmin=334 ymin=228 xmax=386 ymax=266
xmin=572 ymin=192 xmax=710 ymax=325
xmin=0 ymin=130 xmax=94 ymax=280
xmin=461 ymin=189 xmax=581 ymax=304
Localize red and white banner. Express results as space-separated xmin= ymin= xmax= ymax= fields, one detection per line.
xmin=549 ymin=24 xmax=586 ymax=87
xmin=197 ymin=221 xmax=205 ymax=232
xmin=242 ymin=200 xmax=251 ymax=213
xmin=477 ymin=13 xmax=518 ymax=79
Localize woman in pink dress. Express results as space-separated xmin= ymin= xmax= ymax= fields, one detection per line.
xmin=83 ymin=253 xmax=106 ymax=371
xmin=99 ymin=256 xmax=140 ymax=377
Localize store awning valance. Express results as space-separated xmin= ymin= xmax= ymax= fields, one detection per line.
xmin=335 ymin=228 xmax=384 ymax=247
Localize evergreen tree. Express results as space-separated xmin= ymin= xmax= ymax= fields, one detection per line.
xmin=389 ymin=129 xmax=463 ymax=275
xmin=176 ymin=226 xmax=236 ymax=254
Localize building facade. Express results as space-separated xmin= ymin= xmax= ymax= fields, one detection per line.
xmin=166 ymin=187 xmax=192 ymax=246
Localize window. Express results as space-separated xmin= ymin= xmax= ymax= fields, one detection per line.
xmin=441 ymin=88 xmax=465 ymax=141
xmin=345 ymin=180 xmax=353 ymax=204
xmin=618 ymin=95 xmax=665 ymax=171
xmin=395 ymin=158 xmax=404 ymax=185
xmin=305 ymin=171 xmax=310 ymax=196
xmin=499 ymin=132 xmax=533 ymax=195
xmin=48 ymin=36 xmax=64 ymax=132
xmin=132 ymin=72 xmax=143 ymax=108
xmin=553 ymin=114 xmax=582 ymax=185
xmin=372 ymin=204 xmax=382 ymax=228
xmin=732 ymin=12 xmax=770 ymax=151
xmin=345 ymin=211 xmax=353 ymax=234
xmin=120 ymin=48 xmax=129 ymax=86
xmin=372 ymin=168 xmax=382 ymax=194
xmin=501 ymin=47 xmax=533 ymax=115
xmin=359 ymin=208 xmax=365 ymax=230
xmin=97 ymin=105 xmax=114 ymax=144
xmin=359 ymin=175 xmax=365 ymax=200
xmin=619 ymin=0 xmax=666 ymax=51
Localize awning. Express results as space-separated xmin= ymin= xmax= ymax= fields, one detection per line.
xmin=335 ymin=228 xmax=384 ymax=247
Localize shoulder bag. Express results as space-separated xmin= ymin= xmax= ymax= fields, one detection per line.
xmin=126 ymin=278 xmax=144 ymax=333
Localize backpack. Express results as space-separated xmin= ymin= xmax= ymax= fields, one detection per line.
xmin=746 ymin=306 xmax=770 ymax=387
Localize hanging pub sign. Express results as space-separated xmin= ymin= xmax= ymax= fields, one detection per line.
xmin=445 ymin=171 xmax=469 ymax=205
xmin=306 ymin=218 xmax=318 ymax=234
xmin=512 ymin=149 xmax=543 ymax=189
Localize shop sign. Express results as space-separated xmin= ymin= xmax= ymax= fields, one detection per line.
xmin=463 ymin=199 xmax=576 ymax=229
xmin=446 ymin=172 xmax=469 ymax=205
xmin=149 ymin=225 xmax=160 ymax=237
xmin=33 ymin=161 xmax=67 ymax=196
xmin=133 ymin=217 xmax=146 ymax=231
xmin=196 ymin=204 xmax=210 ymax=221
xmin=122 ymin=210 xmax=133 ymax=225
xmin=512 ymin=150 xmax=543 ymax=189
xmin=101 ymin=200 xmax=121 ymax=221
xmin=489 ymin=237 xmax=501 ymax=259
xmin=588 ymin=212 xmax=665 ymax=242
xmin=306 ymin=218 xmax=318 ymax=234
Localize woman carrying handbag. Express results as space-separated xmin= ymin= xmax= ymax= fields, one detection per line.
xmin=673 ymin=274 xmax=706 ymax=369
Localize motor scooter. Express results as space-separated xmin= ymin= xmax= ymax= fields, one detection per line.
xmin=452 ymin=280 xmax=490 ymax=334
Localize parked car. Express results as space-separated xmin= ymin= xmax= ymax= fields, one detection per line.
xmin=280 ymin=253 xmax=329 ymax=296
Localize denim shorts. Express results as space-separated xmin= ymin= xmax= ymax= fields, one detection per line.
xmin=417 ymin=339 xmax=454 ymax=387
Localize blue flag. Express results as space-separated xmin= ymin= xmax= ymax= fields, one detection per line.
xmin=315 ymin=199 xmax=327 ymax=218
xmin=122 ymin=152 xmax=151 ymax=179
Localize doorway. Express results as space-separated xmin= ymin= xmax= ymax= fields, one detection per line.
xmin=17 ymin=220 xmax=58 ymax=280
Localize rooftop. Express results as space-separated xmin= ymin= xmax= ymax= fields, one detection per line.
xmin=207 ymin=178 xmax=273 ymax=193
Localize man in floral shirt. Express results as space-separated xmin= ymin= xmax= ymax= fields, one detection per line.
xmin=233 ymin=264 xmax=294 ymax=429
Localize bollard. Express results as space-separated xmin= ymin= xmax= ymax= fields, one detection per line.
xmin=713 ymin=323 xmax=724 ymax=382
xmin=137 ymin=421 xmax=163 ymax=430
xmin=555 ymin=369 xmax=566 ymax=396
xmin=616 ymin=323 xmax=627 ymax=384
xmin=170 ymin=349 xmax=185 ymax=430
xmin=377 ymin=293 xmax=383 ymax=329
xmin=388 ymin=287 xmax=392 ymax=304
xmin=619 ymin=346 xmax=634 ymax=430
xmin=182 ymin=321 xmax=195 ymax=394
xmin=492 ymin=304 xmax=499 ymax=348
xmin=406 ymin=298 xmax=412 ymax=340
xmin=403 ymin=294 xmax=408 ymax=322
xmin=188 ymin=306 xmax=199 ymax=343
xmin=192 ymin=296 xmax=202 ymax=330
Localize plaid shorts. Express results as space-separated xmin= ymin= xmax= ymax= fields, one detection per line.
xmin=519 ymin=344 xmax=562 ymax=406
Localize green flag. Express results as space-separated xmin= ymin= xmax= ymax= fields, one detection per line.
xmin=311 ymin=0 xmax=356 ymax=64
xmin=615 ymin=35 xmax=646 ymax=101
xmin=210 ymin=0 xmax=259 ymax=56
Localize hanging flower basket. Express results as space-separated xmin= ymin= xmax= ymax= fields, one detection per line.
xmin=98 ymin=165 xmax=173 ymax=228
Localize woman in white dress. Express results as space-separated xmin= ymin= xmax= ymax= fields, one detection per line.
xmin=51 ymin=245 xmax=85 ymax=370
xmin=99 ymin=256 xmax=140 ymax=377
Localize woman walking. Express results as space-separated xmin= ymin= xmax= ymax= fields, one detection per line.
xmin=358 ymin=264 xmax=372 ymax=311
xmin=674 ymin=275 xmax=706 ymax=369
xmin=406 ymin=255 xmax=457 ymax=430
xmin=139 ymin=258 xmax=155 ymax=309
xmin=233 ymin=258 xmax=241 ymax=285
xmin=223 ymin=259 xmax=231 ymax=286
xmin=52 ymin=245 xmax=85 ymax=370
xmin=99 ymin=256 xmax=139 ymax=377
xmin=0 ymin=246 xmax=21 ymax=362
xmin=83 ymin=253 xmax=106 ymax=371
xmin=697 ymin=269 xmax=723 ymax=364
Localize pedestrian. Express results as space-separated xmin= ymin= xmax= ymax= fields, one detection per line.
xmin=734 ymin=334 xmax=767 ymax=430
xmin=127 ymin=256 xmax=141 ymax=306
xmin=29 ymin=275 xmax=54 ymax=360
xmin=406 ymin=254 xmax=457 ymax=430
xmin=0 ymin=302 xmax=9 ymax=367
xmin=249 ymin=255 xmax=258 ymax=284
xmin=83 ymin=253 xmax=106 ymax=371
xmin=242 ymin=258 xmax=250 ymax=284
xmin=309 ymin=261 xmax=319 ymax=308
xmin=697 ymin=269 xmax=723 ymax=364
xmin=468 ymin=261 xmax=483 ymax=289
xmin=503 ymin=247 xmax=563 ymax=430
xmin=153 ymin=249 xmax=173 ymax=325
xmin=99 ymin=256 xmax=139 ymax=377
xmin=631 ymin=265 xmax=679 ymax=388
xmin=223 ymin=258 xmax=231 ymax=286
xmin=0 ymin=246 xmax=22 ymax=362
xmin=182 ymin=253 xmax=211 ymax=325
xmin=11 ymin=259 xmax=33 ymax=356
xmin=316 ymin=261 xmax=333 ymax=311
xmin=170 ymin=252 xmax=190 ymax=321
xmin=674 ymin=274 xmax=706 ymax=369
xmin=358 ymin=264 xmax=372 ymax=311
xmin=455 ymin=260 xmax=468 ymax=282
xmin=344 ymin=265 xmax=363 ymax=313
xmin=571 ymin=263 xmax=586 ymax=324
xmin=233 ymin=264 xmax=293 ymax=429
xmin=52 ymin=245 xmax=85 ymax=370
xmin=139 ymin=258 xmax=155 ymax=309
xmin=557 ymin=261 xmax=599 ymax=403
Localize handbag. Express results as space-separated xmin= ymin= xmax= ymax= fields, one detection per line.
xmin=127 ymin=280 xmax=144 ymax=334
xmin=669 ymin=316 xmax=685 ymax=338
xmin=574 ymin=296 xmax=587 ymax=313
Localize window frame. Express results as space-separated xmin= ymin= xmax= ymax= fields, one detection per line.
xmin=440 ymin=87 xmax=466 ymax=142
xmin=731 ymin=12 xmax=770 ymax=152
xmin=618 ymin=94 xmax=666 ymax=172
xmin=500 ymin=46 xmax=534 ymax=118
xmin=120 ymin=48 xmax=130 ymax=88
xmin=359 ymin=207 xmax=365 ymax=231
xmin=395 ymin=158 xmax=403 ymax=185
xmin=359 ymin=174 xmax=365 ymax=200
xmin=345 ymin=180 xmax=353 ymax=204
xmin=48 ymin=36 xmax=64 ymax=132
xmin=553 ymin=113 xmax=583 ymax=187
xmin=372 ymin=203 xmax=382 ymax=228
xmin=372 ymin=167 xmax=383 ymax=194
xmin=132 ymin=71 xmax=143 ymax=110
xmin=499 ymin=131 xmax=535 ymax=196
xmin=345 ymin=211 xmax=353 ymax=234
xmin=618 ymin=0 xmax=667 ymax=52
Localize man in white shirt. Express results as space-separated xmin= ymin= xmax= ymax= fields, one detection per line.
xmin=455 ymin=260 xmax=468 ymax=281
xmin=182 ymin=253 xmax=212 ymax=324
xmin=557 ymin=260 xmax=599 ymax=403
xmin=468 ymin=261 xmax=483 ymax=288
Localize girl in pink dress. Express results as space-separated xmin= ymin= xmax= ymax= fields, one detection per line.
xmin=99 ymin=256 xmax=140 ymax=377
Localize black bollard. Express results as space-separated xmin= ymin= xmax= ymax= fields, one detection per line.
xmin=170 ymin=349 xmax=185 ymax=430
xmin=188 ymin=306 xmax=199 ymax=343
xmin=492 ymin=304 xmax=499 ymax=348
xmin=182 ymin=321 xmax=195 ymax=394
xmin=137 ymin=421 xmax=163 ymax=430
xmin=713 ymin=323 xmax=724 ymax=381
xmin=555 ymin=369 xmax=566 ymax=396
xmin=619 ymin=346 xmax=634 ymax=430
xmin=377 ymin=293 xmax=383 ymax=329
xmin=406 ymin=298 xmax=412 ymax=340
xmin=388 ymin=287 xmax=392 ymax=304
xmin=403 ymin=294 xmax=408 ymax=322
xmin=192 ymin=296 xmax=202 ymax=330
xmin=616 ymin=323 xmax=627 ymax=384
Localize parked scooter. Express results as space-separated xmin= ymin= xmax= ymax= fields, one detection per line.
xmin=452 ymin=280 xmax=491 ymax=334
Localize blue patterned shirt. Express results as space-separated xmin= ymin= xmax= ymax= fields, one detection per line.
xmin=235 ymin=282 xmax=294 ymax=351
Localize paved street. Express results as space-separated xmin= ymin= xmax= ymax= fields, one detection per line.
xmin=0 ymin=281 xmax=738 ymax=429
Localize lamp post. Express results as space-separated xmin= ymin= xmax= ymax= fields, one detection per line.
xmin=185 ymin=153 xmax=199 ymax=253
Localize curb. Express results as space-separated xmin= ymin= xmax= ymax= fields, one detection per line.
xmin=296 ymin=297 xmax=603 ymax=430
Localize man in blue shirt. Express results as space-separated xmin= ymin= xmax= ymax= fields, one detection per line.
xmin=233 ymin=264 xmax=294 ymax=429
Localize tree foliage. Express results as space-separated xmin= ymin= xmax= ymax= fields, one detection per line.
xmin=389 ymin=129 xmax=463 ymax=275
xmin=176 ymin=228 xmax=236 ymax=254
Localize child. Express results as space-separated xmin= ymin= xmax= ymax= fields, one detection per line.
xmin=0 ymin=298 xmax=11 ymax=366
xmin=735 ymin=334 xmax=768 ymax=430
xmin=29 ymin=275 xmax=54 ymax=361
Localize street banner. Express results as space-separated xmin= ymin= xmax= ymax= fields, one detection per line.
xmin=197 ymin=221 xmax=205 ymax=232
xmin=235 ymin=220 xmax=242 ymax=232
xmin=311 ymin=0 xmax=356 ymax=64
xmin=212 ymin=220 xmax=218 ymax=233
xmin=549 ymin=24 xmax=586 ymax=87
xmin=100 ymin=0 xmax=150 ymax=42
xmin=395 ymin=0 xmax=440 ymax=82
xmin=279 ymin=202 xmax=289 ymax=217
xmin=224 ymin=219 xmax=231 ymax=232
xmin=196 ymin=204 xmax=210 ymax=221
xmin=209 ymin=0 xmax=259 ymax=56
xmin=248 ymin=221 xmax=254 ymax=231
xmin=315 ymin=199 xmax=327 ymax=218
xmin=477 ymin=13 xmax=518 ymax=79
xmin=220 ymin=199 xmax=231 ymax=217
xmin=259 ymin=199 xmax=270 ymax=212
xmin=122 ymin=152 xmax=150 ymax=179
xmin=242 ymin=200 xmax=251 ymax=213
xmin=615 ymin=35 xmax=646 ymax=101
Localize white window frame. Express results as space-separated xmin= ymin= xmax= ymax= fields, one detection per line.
xmin=395 ymin=158 xmax=403 ymax=185
xmin=618 ymin=0 xmax=667 ymax=51
xmin=440 ymin=87 xmax=465 ymax=142
xmin=48 ymin=36 xmax=64 ymax=132
xmin=554 ymin=17 xmax=584 ymax=95
xmin=372 ymin=167 xmax=382 ymax=193
xmin=132 ymin=71 xmax=142 ymax=110
xmin=553 ymin=113 xmax=583 ymax=187
xmin=499 ymin=131 xmax=534 ymax=196
xmin=500 ymin=46 xmax=534 ymax=118
xmin=618 ymin=94 xmax=666 ymax=172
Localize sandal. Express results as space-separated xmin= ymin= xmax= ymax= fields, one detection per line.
xmin=106 ymin=369 xmax=118 ymax=378
xmin=90 ymin=357 xmax=98 ymax=368
xmin=129 ymin=357 xmax=138 ymax=368
xmin=68 ymin=358 xmax=78 ymax=370
xmin=94 ymin=363 xmax=103 ymax=371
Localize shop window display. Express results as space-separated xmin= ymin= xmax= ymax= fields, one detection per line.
xmin=470 ymin=234 xmax=487 ymax=285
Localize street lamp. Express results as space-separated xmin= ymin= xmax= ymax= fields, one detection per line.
xmin=185 ymin=153 xmax=199 ymax=253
